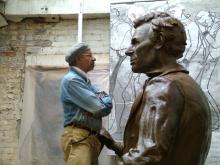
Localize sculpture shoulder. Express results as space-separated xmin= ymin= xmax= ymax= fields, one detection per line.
xmin=145 ymin=76 xmax=182 ymax=98
xmin=148 ymin=73 xmax=211 ymax=122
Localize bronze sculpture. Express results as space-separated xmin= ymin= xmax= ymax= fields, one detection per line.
xmin=99 ymin=12 xmax=212 ymax=165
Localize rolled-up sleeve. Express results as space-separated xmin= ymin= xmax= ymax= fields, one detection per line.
xmin=67 ymin=78 xmax=112 ymax=118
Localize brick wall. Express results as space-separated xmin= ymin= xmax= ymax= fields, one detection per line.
xmin=0 ymin=17 xmax=110 ymax=165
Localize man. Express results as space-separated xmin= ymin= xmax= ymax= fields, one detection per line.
xmin=100 ymin=12 xmax=212 ymax=165
xmin=60 ymin=42 xmax=112 ymax=165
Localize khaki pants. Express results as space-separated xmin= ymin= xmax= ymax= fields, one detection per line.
xmin=61 ymin=126 xmax=102 ymax=165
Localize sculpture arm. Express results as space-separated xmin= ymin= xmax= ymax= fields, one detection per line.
xmin=98 ymin=127 xmax=124 ymax=156
xmin=122 ymin=78 xmax=184 ymax=164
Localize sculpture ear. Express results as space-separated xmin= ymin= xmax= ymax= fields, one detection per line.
xmin=155 ymin=33 xmax=165 ymax=50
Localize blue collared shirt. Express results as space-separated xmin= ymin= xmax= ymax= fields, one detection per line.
xmin=60 ymin=67 xmax=112 ymax=132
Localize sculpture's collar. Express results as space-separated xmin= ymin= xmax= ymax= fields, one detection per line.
xmin=146 ymin=63 xmax=189 ymax=78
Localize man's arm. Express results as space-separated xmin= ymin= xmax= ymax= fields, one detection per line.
xmin=67 ymin=78 xmax=112 ymax=117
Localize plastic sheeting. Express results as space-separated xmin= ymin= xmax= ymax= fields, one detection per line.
xmin=16 ymin=65 xmax=110 ymax=165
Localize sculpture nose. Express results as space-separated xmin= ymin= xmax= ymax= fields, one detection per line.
xmin=125 ymin=46 xmax=134 ymax=56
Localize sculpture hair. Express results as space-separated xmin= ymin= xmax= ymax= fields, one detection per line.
xmin=134 ymin=12 xmax=187 ymax=59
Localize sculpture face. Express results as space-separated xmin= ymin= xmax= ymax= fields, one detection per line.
xmin=125 ymin=23 xmax=157 ymax=73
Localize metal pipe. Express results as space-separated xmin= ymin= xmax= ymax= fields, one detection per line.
xmin=111 ymin=0 xmax=167 ymax=5
xmin=78 ymin=0 xmax=83 ymax=43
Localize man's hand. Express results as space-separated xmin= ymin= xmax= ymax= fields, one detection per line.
xmin=97 ymin=91 xmax=108 ymax=99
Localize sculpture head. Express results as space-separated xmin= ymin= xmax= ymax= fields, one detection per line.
xmin=125 ymin=12 xmax=187 ymax=74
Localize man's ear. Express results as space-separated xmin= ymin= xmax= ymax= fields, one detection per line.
xmin=75 ymin=55 xmax=82 ymax=62
xmin=74 ymin=55 xmax=82 ymax=65
xmin=155 ymin=33 xmax=165 ymax=50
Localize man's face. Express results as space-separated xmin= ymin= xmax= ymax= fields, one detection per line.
xmin=77 ymin=50 xmax=96 ymax=73
xmin=125 ymin=23 xmax=157 ymax=73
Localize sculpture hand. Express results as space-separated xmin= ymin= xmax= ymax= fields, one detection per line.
xmin=98 ymin=127 xmax=124 ymax=156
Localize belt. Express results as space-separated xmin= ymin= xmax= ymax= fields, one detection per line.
xmin=65 ymin=123 xmax=98 ymax=135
